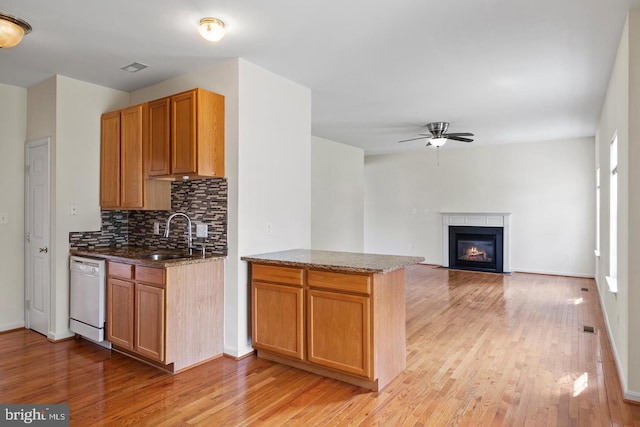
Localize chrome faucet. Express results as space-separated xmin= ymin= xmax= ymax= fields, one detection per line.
xmin=164 ymin=213 xmax=193 ymax=255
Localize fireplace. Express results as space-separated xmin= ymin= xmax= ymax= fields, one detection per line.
xmin=449 ymin=226 xmax=503 ymax=273
xmin=441 ymin=213 xmax=511 ymax=274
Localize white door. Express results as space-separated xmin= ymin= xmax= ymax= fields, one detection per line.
xmin=25 ymin=138 xmax=50 ymax=336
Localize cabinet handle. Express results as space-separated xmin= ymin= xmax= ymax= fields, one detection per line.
xmin=39 ymin=247 xmax=48 ymax=253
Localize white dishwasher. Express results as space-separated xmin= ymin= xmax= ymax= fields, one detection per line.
xmin=69 ymin=256 xmax=111 ymax=348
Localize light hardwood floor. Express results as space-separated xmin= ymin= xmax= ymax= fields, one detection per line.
xmin=2 ymin=265 xmax=640 ymax=426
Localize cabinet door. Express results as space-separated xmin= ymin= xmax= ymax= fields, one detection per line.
xmin=148 ymin=98 xmax=171 ymax=176
xmin=120 ymin=104 xmax=144 ymax=208
xmin=252 ymin=281 xmax=304 ymax=360
xmin=106 ymin=277 xmax=134 ymax=349
xmin=135 ymin=283 xmax=165 ymax=362
xmin=171 ymin=90 xmax=197 ymax=175
xmin=307 ymin=289 xmax=372 ymax=379
xmin=100 ymin=111 xmax=121 ymax=208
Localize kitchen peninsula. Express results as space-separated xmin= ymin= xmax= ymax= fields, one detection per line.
xmin=242 ymin=249 xmax=424 ymax=391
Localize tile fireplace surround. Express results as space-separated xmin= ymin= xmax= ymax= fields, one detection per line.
xmin=441 ymin=212 xmax=511 ymax=273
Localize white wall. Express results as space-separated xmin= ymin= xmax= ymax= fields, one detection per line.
xmin=311 ymin=136 xmax=364 ymax=252
xmin=365 ymin=138 xmax=595 ymax=277
xmin=596 ymin=9 xmax=640 ymax=401
xmin=132 ymin=58 xmax=311 ymax=357
xmin=27 ymin=76 xmax=129 ymax=339
xmin=236 ymin=60 xmax=311 ymax=355
xmin=0 ymin=84 xmax=27 ymax=331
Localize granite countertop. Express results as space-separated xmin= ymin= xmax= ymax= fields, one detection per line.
xmin=70 ymin=247 xmax=226 ymax=268
xmin=241 ymin=249 xmax=424 ymax=274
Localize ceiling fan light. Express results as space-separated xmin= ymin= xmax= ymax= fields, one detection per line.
xmin=0 ymin=12 xmax=32 ymax=48
xmin=199 ymin=17 xmax=225 ymax=42
xmin=430 ymin=137 xmax=447 ymax=147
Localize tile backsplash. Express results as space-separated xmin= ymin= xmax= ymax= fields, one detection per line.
xmin=69 ymin=178 xmax=228 ymax=254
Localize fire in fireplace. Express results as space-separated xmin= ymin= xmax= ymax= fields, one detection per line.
xmin=449 ymin=226 xmax=503 ymax=273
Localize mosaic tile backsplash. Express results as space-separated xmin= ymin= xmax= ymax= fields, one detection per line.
xmin=69 ymin=178 xmax=228 ymax=255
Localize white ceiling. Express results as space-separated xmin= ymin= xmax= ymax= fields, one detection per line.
xmin=1 ymin=0 xmax=639 ymax=155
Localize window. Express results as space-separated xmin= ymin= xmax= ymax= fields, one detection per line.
xmin=607 ymin=134 xmax=618 ymax=293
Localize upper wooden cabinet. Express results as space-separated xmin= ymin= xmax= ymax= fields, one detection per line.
xmin=100 ymin=104 xmax=171 ymax=210
xmin=148 ymin=88 xmax=225 ymax=179
xmin=148 ymin=98 xmax=171 ymax=177
xmin=100 ymin=110 xmax=122 ymax=208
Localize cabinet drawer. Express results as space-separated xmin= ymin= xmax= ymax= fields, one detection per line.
xmin=108 ymin=261 xmax=133 ymax=279
xmin=252 ymin=264 xmax=304 ymax=287
xmin=307 ymin=270 xmax=371 ymax=295
xmin=136 ymin=266 xmax=165 ymax=286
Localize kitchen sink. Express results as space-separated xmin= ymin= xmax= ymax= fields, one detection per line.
xmin=141 ymin=253 xmax=188 ymax=261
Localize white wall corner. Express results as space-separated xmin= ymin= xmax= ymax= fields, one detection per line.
xmin=224 ymin=344 xmax=255 ymax=359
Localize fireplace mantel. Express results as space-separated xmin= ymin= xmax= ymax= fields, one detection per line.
xmin=441 ymin=212 xmax=511 ymax=273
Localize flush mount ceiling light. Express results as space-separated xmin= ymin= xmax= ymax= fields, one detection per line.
xmin=199 ymin=17 xmax=225 ymax=42
xmin=0 ymin=12 xmax=32 ymax=48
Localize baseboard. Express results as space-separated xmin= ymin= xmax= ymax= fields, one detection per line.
xmin=0 ymin=321 xmax=25 ymax=332
xmin=509 ymin=268 xmax=594 ymax=278
xmin=223 ymin=343 xmax=255 ymax=359
xmin=595 ymin=282 xmax=640 ymax=403
xmin=434 ymin=265 xmax=594 ymax=279
xmin=47 ymin=330 xmax=75 ymax=342
xmin=625 ymin=390 xmax=640 ymax=403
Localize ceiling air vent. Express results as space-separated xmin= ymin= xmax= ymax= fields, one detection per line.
xmin=120 ymin=62 xmax=149 ymax=73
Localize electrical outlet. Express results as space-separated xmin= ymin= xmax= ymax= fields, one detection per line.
xmin=196 ymin=223 xmax=208 ymax=238
xmin=153 ymin=222 xmax=160 ymax=235
xmin=0 ymin=212 xmax=7 ymax=224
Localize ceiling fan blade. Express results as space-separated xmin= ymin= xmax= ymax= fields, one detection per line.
xmin=417 ymin=133 xmax=434 ymax=137
xmin=447 ymin=136 xmax=474 ymax=143
xmin=444 ymin=132 xmax=474 ymax=137
xmin=398 ymin=136 xmax=430 ymax=143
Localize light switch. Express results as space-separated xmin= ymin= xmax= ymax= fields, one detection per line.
xmin=0 ymin=212 xmax=8 ymax=224
xmin=153 ymin=222 xmax=160 ymax=235
xmin=196 ymin=223 xmax=208 ymax=238
xmin=69 ymin=203 xmax=78 ymax=216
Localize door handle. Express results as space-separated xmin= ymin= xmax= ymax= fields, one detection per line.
xmin=39 ymin=247 xmax=48 ymax=253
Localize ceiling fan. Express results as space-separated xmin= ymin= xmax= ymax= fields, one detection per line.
xmin=398 ymin=122 xmax=474 ymax=147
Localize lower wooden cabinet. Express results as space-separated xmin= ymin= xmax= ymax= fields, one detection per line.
xmin=135 ymin=283 xmax=165 ymax=361
xmin=106 ymin=277 xmax=135 ymax=349
xmin=250 ymin=264 xmax=406 ymax=390
xmin=252 ymin=281 xmax=304 ymax=360
xmin=307 ymin=288 xmax=371 ymax=378
xmin=106 ymin=258 xmax=224 ymax=372
xmin=106 ymin=263 xmax=165 ymax=362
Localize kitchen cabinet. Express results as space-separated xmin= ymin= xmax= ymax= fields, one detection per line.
xmin=148 ymin=88 xmax=225 ymax=179
xmin=106 ymin=277 xmax=135 ymax=349
xmin=307 ymin=270 xmax=372 ymax=379
xmin=105 ymin=258 xmax=224 ymax=372
xmin=249 ymin=261 xmax=408 ymax=391
xmin=148 ymin=98 xmax=171 ymax=176
xmin=100 ymin=104 xmax=171 ymax=210
xmin=106 ymin=261 xmax=165 ymax=362
xmin=135 ymin=282 xmax=165 ymax=361
xmin=252 ymin=265 xmax=305 ymax=360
